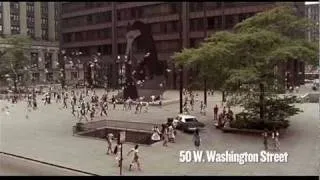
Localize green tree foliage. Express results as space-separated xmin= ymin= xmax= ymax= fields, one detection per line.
xmin=0 ymin=35 xmax=32 ymax=91
xmin=173 ymin=5 xmax=317 ymax=90
xmin=173 ymin=5 xmax=316 ymax=129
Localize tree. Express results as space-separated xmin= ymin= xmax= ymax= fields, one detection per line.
xmin=0 ymin=35 xmax=32 ymax=92
xmin=173 ymin=5 xmax=317 ymax=129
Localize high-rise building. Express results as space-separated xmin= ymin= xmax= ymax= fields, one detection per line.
xmin=306 ymin=3 xmax=319 ymax=42
xmin=0 ymin=2 xmax=60 ymax=84
xmin=60 ymin=2 xmax=282 ymax=89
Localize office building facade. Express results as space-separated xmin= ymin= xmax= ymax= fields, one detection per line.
xmin=0 ymin=2 xmax=60 ymax=84
xmin=61 ymin=2 xmax=295 ymax=89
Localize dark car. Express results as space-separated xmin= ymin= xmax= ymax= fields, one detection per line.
xmin=172 ymin=114 xmax=205 ymax=133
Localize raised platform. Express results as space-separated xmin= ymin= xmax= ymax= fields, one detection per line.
xmin=74 ymin=120 xmax=161 ymax=145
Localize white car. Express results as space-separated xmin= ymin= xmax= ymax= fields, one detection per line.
xmin=172 ymin=114 xmax=205 ymax=132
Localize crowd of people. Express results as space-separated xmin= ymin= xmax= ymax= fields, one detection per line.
xmin=2 ymin=86 xmax=157 ymax=123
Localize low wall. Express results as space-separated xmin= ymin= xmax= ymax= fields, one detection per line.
xmin=78 ymin=127 xmax=154 ymax=145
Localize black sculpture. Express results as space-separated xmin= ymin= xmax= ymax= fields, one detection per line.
xmin=119 ymin=21 xmax=166 ymax=101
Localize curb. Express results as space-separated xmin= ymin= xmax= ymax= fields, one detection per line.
xmin=0 ymin=151 xmax=100 ymax=176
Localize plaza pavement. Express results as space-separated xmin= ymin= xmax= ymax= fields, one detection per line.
xmin=0 ymin=90 xmax=319 ymax=175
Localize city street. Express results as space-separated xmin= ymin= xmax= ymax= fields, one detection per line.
xmin=0 ymin=90 xmax=319 ymax=175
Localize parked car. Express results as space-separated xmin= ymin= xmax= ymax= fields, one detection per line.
xmin=172 ymin=114 xmax=205 ymax=133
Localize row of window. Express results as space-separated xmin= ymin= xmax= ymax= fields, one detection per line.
xmin=62 ymin=11 xmax=112 ymax=28
xmin=63 ymin=28 xmax=112 ymax=43
xmin=117 ymin=3 xmax=179 ymax=21
xmin=11 ymin=26 xmax=20 ymax=34
xmin=27 ymin=3 xmax=34 ymax=13
xmin=189 ymin=13 xmax=255 ymax=31
xmin=41 ymin=2 xmax=48 ymax=15
xmin=189 ymin=2 xmax=265 ymax=12
xmin=61 ymin=2 xmax=111 ymax=14
xmin=31 ymin=52 xmax=53 ymax=69
xmin=10 ymin=2 xmax=19 ymax=9
xmin=10 ymin=14 xmax=19 ymax=21
xmin=42 ymin=29 xmax=48 ymax=40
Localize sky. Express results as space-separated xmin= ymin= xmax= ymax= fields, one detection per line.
xmin=305 ymin=1 xmax=319 ymax=5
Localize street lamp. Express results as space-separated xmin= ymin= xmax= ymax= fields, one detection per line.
xmin=179 ymin=65 xmax=183 ymax=114
xmin=116 ymin=55 xmax=127 ymax=90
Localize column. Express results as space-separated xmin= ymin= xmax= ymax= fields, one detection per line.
xmin=181 ymin=2 xmax=190 ymax=86
xmin=48 ymin=2 xmax=55 ymax=41
xmin=19 ymin=2 xmax=27 ymax=36
xmin=51 ymin=50 xmax=58 ymax=69
xmin=181 ymin=2 xmax=189 ymax=48
xmin=34 ymin=2 xmax=41 ymax=40
xmin=3 ymin=2 xmax=11 ymax=36
xmin=111 ymin=2 xmax=118 ymax=88
xmin=38 ymin=50 xmax=45 ymax=82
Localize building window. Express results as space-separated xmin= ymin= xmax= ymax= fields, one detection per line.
xmin=31 ymin=52 xmax=39 ymax=68
xmin=11 ymin=26 xmax=20 ymax=34
xmin=46 ymin=72 xmax=53 ymax=82
xmin=32 ymin=72 xmax=40 ymax=82
xmin=10 ymin=14 xmax=19 ymax=21
xmin=27 ymin=28 xmax=35 ymax=38
xmin=45 ymin=52 xmax=53 ymax=69
xmin=207 ymin=16 xmax=222 ymax=30
xmin=117 ymin=27 xmax=127 ymax=38
xmin=41 ymin=29 xmax=48 ymax=40
xmin=190 ymin=19 xmax=204 ymax=31
xmin=225 ymin=15 xmax=235 ymax=29
xmin=27 ymin=2 xmax=34 ymax=13
xmin=117 ymin=43 xmax=126 ymax=54
xmin=0 ymin=25 xmax=3 ymax=34
xmin=102 ymin=45 xmax=112 ymax=55
xmin=71 ymin=72 xmax=78 ymax=80
xmin=41 ymin=2 xmax=48 ymax=15
xmin=10 ymin=2 xmax=19 ymax=10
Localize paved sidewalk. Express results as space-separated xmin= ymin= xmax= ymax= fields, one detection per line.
xmin=0 ymin=90 xmax=319 ymax=175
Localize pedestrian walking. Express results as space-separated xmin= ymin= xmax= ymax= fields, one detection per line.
xmin=274 ymin=130 xmax=280 ymax=151
xmin=139 ymin=101 xmax=143 ymax=113
xmin=63 ymin=94 xmax=68 ymax=109
xmin=71 ymin=101 xmax=76 ymax=117
xmin=200 ymin=101 xmax=204 ymax=114
xmin=114 ymin=142 xmax=122 ymax=167
xmin=128 ymin=98 xmax=132 ymax=110
xmin=106 ymin=133 xmax=113 ymax=155
xmin=90 ymin=105 xmax=95 ymax=121
xmin=127 ymin=144 xmax=141 ymax=171
xmin=193 ymin=129 xmax=201 ymax=149
xmin=168 ymin=125 xmax=175 ymax=143
xmin=100 ymin=101 xmax=108 ymax=117
xmin=79 ymin=106 xmax=88 ymax=122
xmin=262 ymin=129 xmax=268 ymax=150
xmin=144 ymin=102 xmax=149 ymax=113
xmin=86 ymin=101 xmax=90 ymax=114
xmin=111 ymin=96 xmax=116 ymax=110
xmin=190 ymin=97 xmax=194 ymax=111
xmin=135 ymin=102 xmax=139 ymax=114
xmin=162 ymin=125 xmax=169 ymax=147
xmin=214 ymin=104 xmax=219 ymax=121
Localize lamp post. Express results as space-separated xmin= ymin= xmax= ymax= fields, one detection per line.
xmin=116 ymin=55 xmax=128 ymax=91
xmin=259 ymin=83 xmax=265 ymax=123
xmin=58 ymin=49 xmax=66 ymax=89
xmin=179 ymin=65 xmax=183 ymax=114
xmin=204 ymin=77 xmax=207 ymax=106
